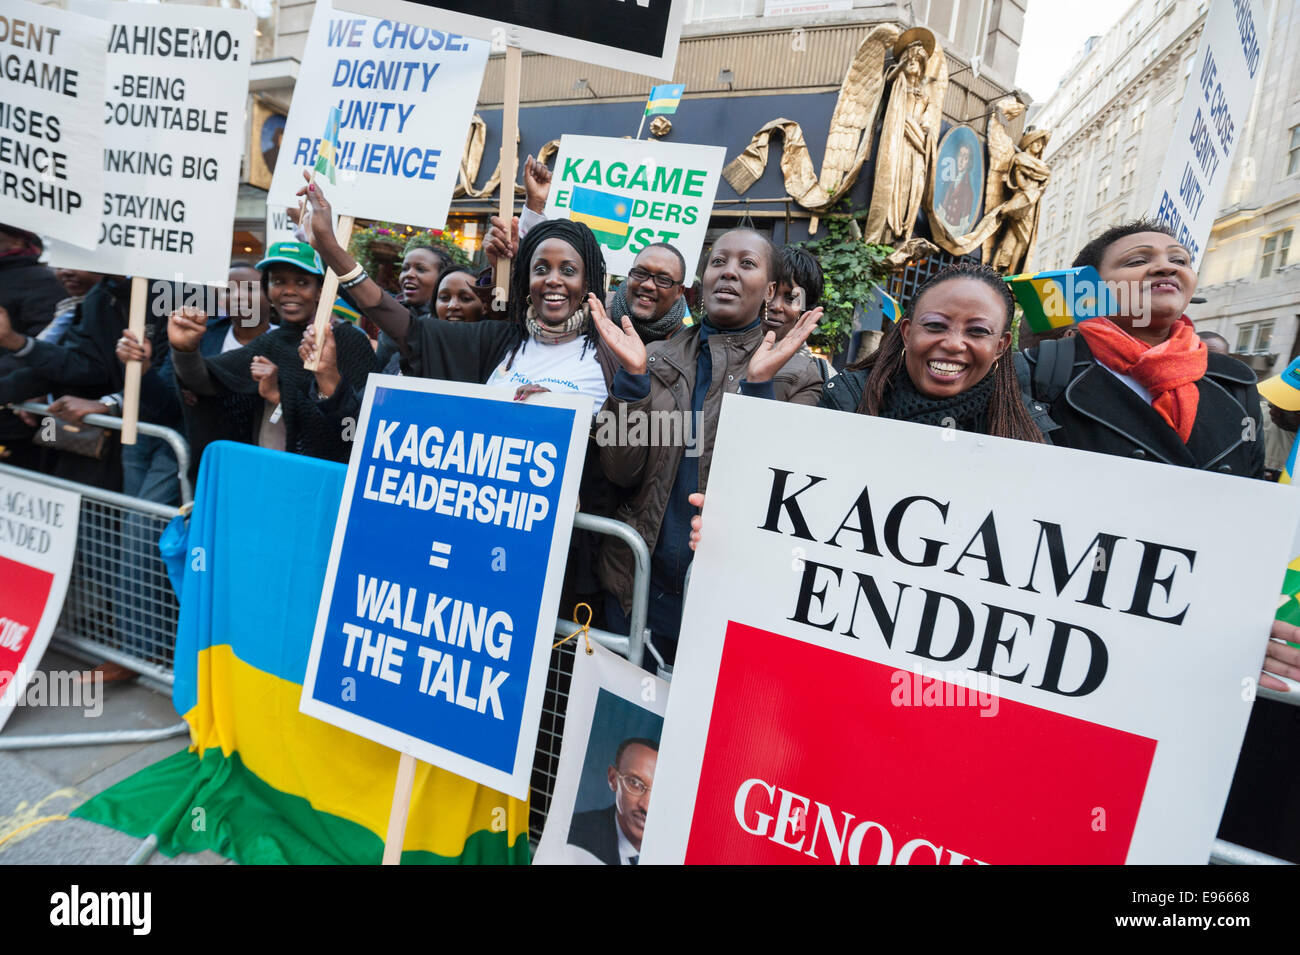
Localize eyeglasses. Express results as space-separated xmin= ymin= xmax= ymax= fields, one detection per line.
xmin=615 ymin=772 xmax=652 ymax=797
xmin=627 ymin=267 xmax=681 ymax=290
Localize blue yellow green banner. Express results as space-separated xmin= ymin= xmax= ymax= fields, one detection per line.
xmin=567 ymin=185 xmax=634 ymax=250
xmin=645 ymin=83 xmax=684 ymax=116
xmin=1005 ymin=265 xmax=1116 ymax=334
xmin=74 ymin=442 xmax=529 ymax=864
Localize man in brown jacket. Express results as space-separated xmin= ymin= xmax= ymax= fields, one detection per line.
xmin=591 ymin=230 xmax=825 ymax=671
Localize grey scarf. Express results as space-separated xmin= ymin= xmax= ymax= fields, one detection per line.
xmin=609 ymin=282 xmax=686 ymax=343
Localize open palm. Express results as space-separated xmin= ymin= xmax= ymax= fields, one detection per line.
xmin=588 ymin=292 xmax=647 ymax=375
xmin=747 ymin=307 xmax=823 ymax=383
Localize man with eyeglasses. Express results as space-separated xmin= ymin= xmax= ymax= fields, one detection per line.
xmin=568 ymin=737 xmax=658 ymax=865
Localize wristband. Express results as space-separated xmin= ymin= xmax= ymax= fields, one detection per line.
xmin=336 ymin=263 xmax=365 ymax=285
xmin=10 ymin=335 xmax=35 ymax=357
xmin=98 ymin=393 xmax=122 ymax=415
xmin=339 ymin=273 xmax=368 ymax=291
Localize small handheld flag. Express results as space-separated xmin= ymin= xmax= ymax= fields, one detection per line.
xmin=645 ymin=83 xmax=684 ymax=116
xmin=1005 ymin=265 xmax=1116 ymax=334
xmin=314 ymin=106 xmax=342 ymax=185
xmin=567 ymin=186 xmax=634 ymax=251
xmin=876 ymin=285 xmax=900 ymax=325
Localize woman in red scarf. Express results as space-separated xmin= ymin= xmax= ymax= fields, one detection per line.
xmin=1024 ymin=219 xmax=1262 ymax=475
xmin=1024 ymin=219 xmax=1299 ymax=862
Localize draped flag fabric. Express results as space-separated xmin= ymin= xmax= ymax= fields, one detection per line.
xmin=1005 ymin=266 xmax=1116 ymax=335
xmin=73 ymin=442 xmax=530 ymax=864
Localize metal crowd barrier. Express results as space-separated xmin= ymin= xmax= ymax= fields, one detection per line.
xmin=0 ymin=401 xmax=194 ymax=750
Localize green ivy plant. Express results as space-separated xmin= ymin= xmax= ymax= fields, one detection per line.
xmin=798 ymin=202 xmax=893 ymax=357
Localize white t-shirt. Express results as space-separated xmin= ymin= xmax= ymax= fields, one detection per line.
xmin=486 ymin=335 xmax=608 ymax=412
xmin=221 ymin=324 xmax=242 ymax=354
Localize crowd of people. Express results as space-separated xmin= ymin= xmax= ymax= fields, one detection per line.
xmin=3 ymin=162 xmax=1300 ymax=855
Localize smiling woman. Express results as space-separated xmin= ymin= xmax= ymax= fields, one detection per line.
xmin=810 ymin=263 xmax=1047 ymax=443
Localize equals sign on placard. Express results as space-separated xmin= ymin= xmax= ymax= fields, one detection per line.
xmin=429 ymin=541 xmax=453 ymax=569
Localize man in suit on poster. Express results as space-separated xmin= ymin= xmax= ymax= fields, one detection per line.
xmin=568 ymin=738 xmax=658 ymax=865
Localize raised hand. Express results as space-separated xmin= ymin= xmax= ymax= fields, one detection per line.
xmin=168 ymin=306 xmax=207 ymax=353
xmin=251 ymin=355 xmax=280 ymax=405
xmin=588 ymin=291 xmax=647 ymax=376
xmin=295 ymin=168 xmax=339 ymax=256
xmin=484 ymin=215 xmax=519 ymax=269
xmin=301 ymin=322 xmax=341 ymax=398
xmin=115 ymin=329 xmax=153 ymax=373
xmin=747 ymin=306 xmax=823 ymax=383
xmin=523 ymin=154 xmax=552 ymax=213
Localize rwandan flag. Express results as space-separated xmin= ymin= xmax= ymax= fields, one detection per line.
xmin=875 ymin=285 xmax=900 ymax=324
xmin=73 ymin=442 xmax=529 ymax=864
xmin=645 ymin=83 xmax=684 ymax=116
xmin=568 ymin=185 xmax=633 ymax=251
xmin=314 ymin=106 xmax=342 ymax=185
xmin=1006 ymin=265 xmax=1117 ymax=335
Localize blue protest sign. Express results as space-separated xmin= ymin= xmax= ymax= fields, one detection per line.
xmin=301 ymin=376 xmax=591 ymax=798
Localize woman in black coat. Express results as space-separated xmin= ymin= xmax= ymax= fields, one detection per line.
xmin=1023 ymin=220 xmax=1263 ymax=477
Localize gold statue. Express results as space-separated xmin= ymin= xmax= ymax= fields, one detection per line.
xmin=721 ymin=24 xmax=900 ymax=211
xmin=454 ymin=114 xmax=559 ymax=199
xmin=863 ymin=27 xmax=948 ymax=246
xmin=983 ymin=101 xmax=1051 ymax=273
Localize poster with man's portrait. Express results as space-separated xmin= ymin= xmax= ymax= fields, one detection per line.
xmin=929 ymin=124 xmax=984 ymax=241
xmin=534 ymin=641 xmax=669 ymax=865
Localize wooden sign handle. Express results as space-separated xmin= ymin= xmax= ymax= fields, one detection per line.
xmin=304 ymin=214 xmax=355 ymax=372
xmin=382 ymin=751 xmax=418 ymax=865
xmin=493 ymin=44 xmax=523 ymax=302
xmin=119 ymin=276 xmax=149 ymax=446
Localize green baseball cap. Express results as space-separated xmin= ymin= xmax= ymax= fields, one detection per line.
xmin=256 ymin=241 xmax=323 ymax=275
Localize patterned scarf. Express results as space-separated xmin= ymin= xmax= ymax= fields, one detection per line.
xmin=1076 ymin=315 xmax=1206 ymax=442
xmin=526 ymin=303 xmax=589 ymax=345
xmin=608 ymin=283 xmax=687 ymax=343
xmin=880 ymin=364 xmax=997 ymax=432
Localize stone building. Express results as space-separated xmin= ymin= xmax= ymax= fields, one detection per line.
xmin=1030 ymin=0 xmax=1299 ymax=376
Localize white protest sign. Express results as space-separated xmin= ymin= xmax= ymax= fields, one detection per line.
xmin=0 ymin=2 xmax=107 ymax=248
xmin=267 ymin=0 xmax=488 ymax=228
xmin=336 ymin=0 xmax=686 ymax=81
xmin=544 ymin=135 xmax=725 ymax=286
xmin=300 ymin=376 xmax=591 ymax=800
xmin=265 ymin=205 xmax=300 ymax=248
xmin=0 ymin=469 xmax=80 ymax=732
xmin=641 ymin=396 xmax=1300 ymax=865
xmin=1150 ymin=0 xmax=1266 ymax=268
xmin=534 ymin=641 xmax=669 ymax=865
xmin=42 ymin=0 xmax=255 ymax=285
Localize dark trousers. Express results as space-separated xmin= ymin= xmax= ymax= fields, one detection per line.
xmin=604 ymin=586 xmax=684 ymax=674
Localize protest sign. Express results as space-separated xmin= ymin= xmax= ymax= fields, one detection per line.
xmin=42 ymin=0 xmax=255 ymax=285
xmin=265 ymin=205 xmax=301 ymax=248
xmin=266 ymin=0 xmax=489 ymax=228
xmin=301 ymin=377 xmax=591 ymax=800
xmin=545 ymin=135 xmax=726 ymax=285
xmin=1149 ymin=0 xmax=1267 ymax=268
xmin=641 ymin=396 xmax=1300 ymax=864
xmin=335 ymin=0 xmax=686 ymax=80
xmin=0 ymin=1 xmax=107 ymax=247
xmin=0 ymin=469 xmax=80 ymax=732
xmin=534 ymin=641 xmax=669 ymax=865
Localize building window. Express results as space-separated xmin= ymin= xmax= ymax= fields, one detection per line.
xmin=1261 ymin=230 xmax=1294 ymax=278
xmin=1121 ymin=151 xmax=1138 ymax=191
xmin=1096 ymin=172 xmax=1112 ymax=207
xmin=1289 ymin=126 xmax=1300 ymax=176
xmin=686 ymin=0 xmax=751 ymax=22
xmin=1235 ymin=320 xmax=1276 ymax=355
xmin=1131 ymin=99 xmax=1147 ymax=134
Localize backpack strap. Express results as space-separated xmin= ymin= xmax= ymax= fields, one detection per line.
xmin=1033 ymin=335 xmax=1076 ymax=404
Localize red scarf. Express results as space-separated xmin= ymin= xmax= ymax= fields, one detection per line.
xmin=1075 ymin=316 xmax=1207 ymax=442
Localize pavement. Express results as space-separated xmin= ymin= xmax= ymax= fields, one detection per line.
xmin=0 ymin=647 xmax=231 ymax=865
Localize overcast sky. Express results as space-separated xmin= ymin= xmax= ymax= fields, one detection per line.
xmin=1014 ymin=0 xmax=1136 ymax=102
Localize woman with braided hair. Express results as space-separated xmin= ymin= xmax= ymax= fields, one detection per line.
xmin=691 ymin=263 xmax=1050 ymax=551
xmin=296 ymin=173 xmax=617 ymax=404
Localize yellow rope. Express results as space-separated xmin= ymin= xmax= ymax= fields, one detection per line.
xmin=0 ymin=814 xmax=69 ymax=848
xmin=551 ymin=602 xmax=594 ymax=654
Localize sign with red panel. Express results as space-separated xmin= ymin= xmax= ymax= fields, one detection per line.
xmin=641 ymin=396 xmax=1299 ymax=864
xmin=0 ymin=472 xmax=80 ymax=730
